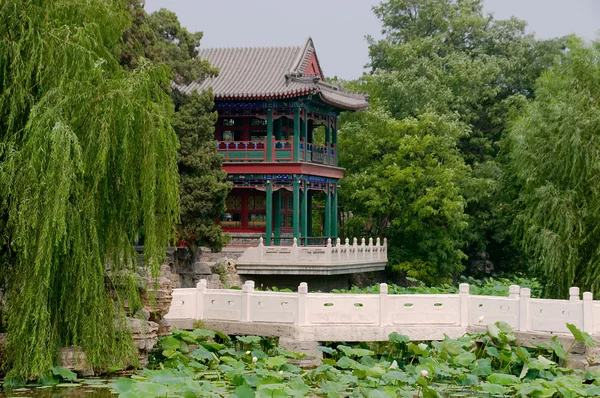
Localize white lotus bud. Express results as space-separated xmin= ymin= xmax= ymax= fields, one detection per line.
xmin=421 ymin=369 xmax=428 ymax=377
xmin=389 ymin=360 xmax=398 ymax=369
xmin=245 ymin=350 xmax=251 ymax=355
xmin=278 ymin=370 xmax=283 ymax=376
xmin=252 ymin=356 xmax=258 ymax=363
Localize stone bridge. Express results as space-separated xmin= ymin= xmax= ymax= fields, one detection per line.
xmin=165 ymin=280 xmax=600 ymax=367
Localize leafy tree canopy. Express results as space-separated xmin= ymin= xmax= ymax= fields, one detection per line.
xmin=120 ymin=0 xmax=218 ymax=85
xmin=340 ymin=0 xmax=566 ymax=279
xmin=120 ymin=1 xmax=230 ymax=251
xmin=0 ymin=0 xmax=179 ymax=379
xmin=339 ymin=110 xmax=469 ymax=282
xmin=506 ymin=38 xmax=600 ymax=298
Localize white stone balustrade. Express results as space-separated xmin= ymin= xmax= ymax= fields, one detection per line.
xmin=166 ymin=280 xmax=600 ymax=340
xmin=235 ymin=237 xmax=388 ymax=275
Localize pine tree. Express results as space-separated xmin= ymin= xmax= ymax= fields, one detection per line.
xmin=174 ymin=90 xmax=231 ymax=251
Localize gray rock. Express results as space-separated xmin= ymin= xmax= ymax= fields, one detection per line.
xmin=58 ymin=346 xmax=94 ymax=377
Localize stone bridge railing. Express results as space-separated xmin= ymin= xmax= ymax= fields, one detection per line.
xmin=235 ymin=237 xmax=388 ymax=275
xmin=165 ymin=280 xmax=598 ymax=339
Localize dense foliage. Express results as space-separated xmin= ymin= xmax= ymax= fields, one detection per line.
xmin=340 ymin=111 xmax=469 ymax=281
xmin=331 ymin=276 xmax=542 ymax=298
xmin=120 ymin=0 xmax=230 ymax=251
xmin=505 ymin=39 xmax=600 ymax=298
xmin=175 ymin=90 xmax=231 ymax=251
xmin=107 ymin=324 xmax=600 ymax=397
xmin=0 ymin=0 xmax=179 ymax=379
xmin=339 ymin=0 xmax=567 ymax=283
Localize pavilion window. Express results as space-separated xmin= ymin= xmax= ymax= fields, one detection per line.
xmin=247 ymin=195 xmax=266 ymax=228
xmin=220 ymin=212 xmax=242 ymax=228
xmin=218 ymin=117 xmax=244 ymax=141
xmin=222 ymin=130 xmax=242 ymax=141
xmin=221 ymin=195 xmax=242 ymax=228
xmin=277 ymin=194 xmax=294 ymax=228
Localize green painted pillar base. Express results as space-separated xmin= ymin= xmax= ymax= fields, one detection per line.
xmin=274 ymin=189 xmax=281 ymax=245
xmin=325 ymin=184 xmax=331 ymax=238
xmin=293 ymin=179 xmax=300 ymax=240
xmin=266 ymin=181 xmax=272 ymax=246
xmin=332 ymin=185 xmax=338 ymax=239
xmin=307 ymin=191 xmax=313 ymax=241
xmin=302 ymin=183 xmax=308 ymax=246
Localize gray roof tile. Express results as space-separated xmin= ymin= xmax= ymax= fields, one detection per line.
xmin=177 ymin=38 xmax=368 ymax=111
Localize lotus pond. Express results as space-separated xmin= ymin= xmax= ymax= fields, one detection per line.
xmin=63 ymin=321 xmax=597 ymax=397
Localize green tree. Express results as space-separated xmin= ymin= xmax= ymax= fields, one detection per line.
xmin=506 ymin=38 xmax=600 ymax=298
xmin=120 ymin=1 xmax=217 ymax=85
xmin=356 ymin=0 xmax=565 ymax=274
xmin=0 ymin=0 xmax=179 ymax=379
xmin=120 ymin=2 xmax=229 ymax=250
xmin=175 ymin=90 xmax=231 ymax=251
xmin=339 ymin=110 xmax=469 ymax=283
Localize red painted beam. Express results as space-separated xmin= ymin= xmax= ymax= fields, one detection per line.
xmin=222 ymin=163 xmax=344 ymax=179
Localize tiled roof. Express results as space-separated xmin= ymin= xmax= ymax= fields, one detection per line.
xmin=177 ymin=38 xmax=368 ymax=111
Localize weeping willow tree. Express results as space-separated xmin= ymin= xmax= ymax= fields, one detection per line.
xmin=0 ymin=0 xmax=179 ymax=379
xmin=506 ymin=38 xmax=600 ymax=298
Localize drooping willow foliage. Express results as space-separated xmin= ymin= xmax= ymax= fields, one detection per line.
xmin=506 ymin=38 xmax=600 ymax=298
xmin=0 ymin=0 xmax=180 ymax=379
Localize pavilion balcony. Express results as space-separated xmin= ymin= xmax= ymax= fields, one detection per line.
xmin=216 ymin=139 xmax=337 ymax=166
xmin=235 ymin=237 xmax=388 ymax=276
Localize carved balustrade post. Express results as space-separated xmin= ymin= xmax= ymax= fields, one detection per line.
xmin=336 ymin=238 xmax=342 ymax=263
xmin=292 ymin=238 xmax=298 ymax=264
xmin=325 ymin=238 xmax=332 ymax=264
xmin=258 ymin=237 xmax=264 ymax=263
xmin=376 ymin=238 xmax=381 ymax=260
xmin=297 ymin=282 xmax=308 ymax=326
xmin=360 ymin=238 xmax=366 ymax=262
xmin=570 ymin=287 xmax=580 ymax=302
xmin=583 ymin=292 xmax=594 ymax=334
xmin=508 ymin=285 xmax=520 ymax=300
xmin=353 ymin=238 xmax=358 ymax=262
xmin=519 ymin=288 xmax=531 ymax=331
xmin=368 ymin=238 xmax=374 ymax=261
xmin=379 ymin=283 xmax=388 ymax=327
xmin=344 ymin=238 xmax=350 ymax=262
xmin=241 ymin=280 xmax=255 ymax=322
xmin=459 ymin=283 xmax=469 ymax=327
xmin=195 ymin=279 xmax=207 ymax=320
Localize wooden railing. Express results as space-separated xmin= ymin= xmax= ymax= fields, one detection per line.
xmin=217 ymin=140 xmax=266 ymax=162
xmin=216 ymin=140 xmax=336 ymax=166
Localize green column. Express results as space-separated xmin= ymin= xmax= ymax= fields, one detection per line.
xmin=274 ymin=189 xmax=281 ymax=245
xmin=332 ymin=184 xmax=338 ymax=238
xmin=332 ymin=117 xmax=338 ymax=166
xmin=266 ymin=180 xmax=272 ymax=246
xmin=303 ymin=112 xmax=308 ymax=162
xmin=266 ymin=107 xmax=273 ymax=162
xmin=293 ymin=178 xmax=300 ymax=239
xmin=325 ymin=184 xmax=331 ymax=238
xmin=325 ymin=117 xmax=331 ymax=165
xmin=307 ymin=191 xmax=313 ymax=239
xmin=293 ymin=106 xmax=300 ymax=162
xmin=302 ymin=182 xmax=308 ymax=246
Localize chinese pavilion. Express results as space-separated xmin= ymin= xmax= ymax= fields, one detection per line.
xmin=179 ymin=38 xmax=369 ymax=246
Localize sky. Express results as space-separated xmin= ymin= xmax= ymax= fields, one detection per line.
xmin=144 ymin=0 xmax=599 ymax=80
